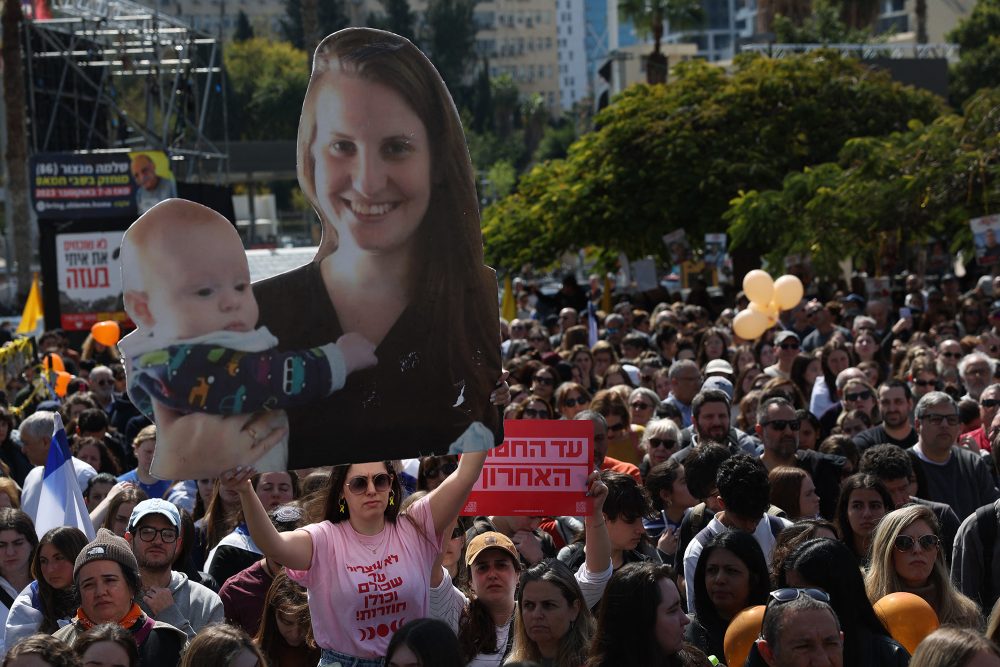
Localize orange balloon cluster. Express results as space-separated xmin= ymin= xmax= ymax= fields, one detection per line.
xmin=733 ymin=271 xmax=804 ymax=341
xmin=724 ymin=605 xmax=766 ymax=667
xmin=873 ymin=592 xmax=939 ymax=655
xmin=91 ymin=320 xmax=121 ymax=347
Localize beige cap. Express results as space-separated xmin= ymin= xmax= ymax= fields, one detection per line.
xmin=465 ymin=531 xmax=519 ymax=566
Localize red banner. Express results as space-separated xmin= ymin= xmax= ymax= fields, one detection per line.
xmin=462 ymin=420 xmax=594 ymax=517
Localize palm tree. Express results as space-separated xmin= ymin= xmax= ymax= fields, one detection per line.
xmin=617 ymin=0 xmax=703 ymax=85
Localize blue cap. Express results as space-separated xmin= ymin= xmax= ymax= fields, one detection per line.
xmin=128 ymin=498 xmax=180 ymax=532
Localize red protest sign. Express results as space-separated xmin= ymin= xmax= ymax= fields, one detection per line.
xmin=461 ymin=420 xmax=594 ymax=517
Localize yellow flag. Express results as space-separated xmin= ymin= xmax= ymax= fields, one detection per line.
xmin=16 ymin=275 xmax=43 ymax=335
xmin=501 ymin=275 xmax=517 ymax=322
xmin=601 ymin=275 xmax=612 ymax=314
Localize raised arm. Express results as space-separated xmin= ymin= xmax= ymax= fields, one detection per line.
xmin=426 ymin=449 xmax=487 ymax=538
xmin=220 ymin=466 xmax=313 ymax=570
xmin=583 ymin=471 xmax=612 ymax=574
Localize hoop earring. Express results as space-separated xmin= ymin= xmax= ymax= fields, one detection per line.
xmin=388 ymin=491 xmax=395 ymax=507
xmin=339 ymin=498 xmax=346 ymax=514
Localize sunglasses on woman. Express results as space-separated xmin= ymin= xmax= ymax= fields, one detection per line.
xmin=561 ymin=396 xmax=587 ymax=407
xmin=346 ymin=473 xmax=393 ymax=495
xmin=893 ymin=534 xmax=940 ymax=552
xmin=524 ymin=408 xmax=550 ymax=419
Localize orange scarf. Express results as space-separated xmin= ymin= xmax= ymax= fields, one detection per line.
xmin=74 ymin=602 xmax=144 ymax=632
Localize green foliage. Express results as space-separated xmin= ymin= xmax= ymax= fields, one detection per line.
xmin=773 ymin=0 xmax=876 ymax=43
xmin=948 ymin=0 xmax=1000 ymax=107
xmin=422 ymin=0 xmax=477 ymax=101
xmin=368 ymin=0 xmax=417 ymax=42
xmin=485 ymin=160 xmax=517 ymax=200
xmin=224 ymin=39 xmax=310 ymax=140
xmin=481 ymin=51 xmax=945 ymax=272
xmin=280 ymin=0 xmax=348 ymax=51
xmin=532 ymin=121 xmax=577 ymax=163
xmin=234 ymin=11 xmax=254 ymax=41
xmin=726 ymin=87 xmax=1000 ymax=277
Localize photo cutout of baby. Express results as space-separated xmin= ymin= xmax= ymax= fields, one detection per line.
xmin=118 ymin=28 xmax=503 ymax=478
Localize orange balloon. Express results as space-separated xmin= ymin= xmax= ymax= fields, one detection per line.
xmin=91 ymin=320 xmax=120 ymax=347
xmin=54 ymin=371 xmax=72 ymax=398
xmin=724 ymin=605 xmax=766 ymax=667
xmin=874 ymin=592 xmax=939 ymax=654
xmin=42 ymin=353 xmax=65 ymax=373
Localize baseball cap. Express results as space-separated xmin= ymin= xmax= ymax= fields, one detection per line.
xmin=704 ymin=359 xmax=734 ymax=377
xmin=466 ymin=531 xmax=519 ymax=567
xmin=702 ymin=376 xmax=734 ymax=400
xmin=127 ymin=498 xmax=180 ymax=532
xmin=774 ymin=331 xmax=800 ymax=345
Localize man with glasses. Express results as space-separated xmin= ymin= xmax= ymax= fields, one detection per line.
xmin=764 ymin=331 xmax=800 ymax=380
xmin=938 ymin=339 xmax=963 ymax=371
xmin=756 ymin=397 xmax=845 ymax=519
xmin=671 ymin=389 xmax=758 ymax=464
xmin=756 ymin=592 xmax=843 ymax=667
xmin=853 ymin=380 xmax=918 ymax=452
xmin=125 ymin=499 xmax=223 ymax=638
xmin=959 ymin=352 xmax=995 ymax=401
xmin=958 ymin=383 xmax=1000 ymax=453
xmin=665 ymin=360 xmax=702 ymax=428
xmin=907 ymin=392 xmax=998 ymax=520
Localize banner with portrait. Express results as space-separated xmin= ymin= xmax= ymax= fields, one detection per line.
xmin=117 ymin=28 xmax=504 ymax=479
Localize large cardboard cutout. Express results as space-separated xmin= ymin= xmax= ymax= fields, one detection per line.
xmin=119 ymin=28 xmax=503 ymax=478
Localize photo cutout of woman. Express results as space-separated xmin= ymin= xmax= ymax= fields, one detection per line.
xmin=119 ymin=28 xmax=503 ymax=477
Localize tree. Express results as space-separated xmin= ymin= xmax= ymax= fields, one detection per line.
xmin=773 ymin=0 xmax=875 ymax=43
xmin=369 ymin=0 xmax=416 ymax=42
xmin=481 ymin=51 xmax=944 ymax=271
xmin=280 ymin=0 xmax=348 ymax=51
xmin=224 ymin=38 xmax=311 ymax=140
xmin=726 ymin=87 xmax=1000 ymax=277
xmin=234 ymin=10 xmax=255 ymax=42
xmin=2 ymin=0 xmax=32 ymax=299
xmin=616 ymin=0 xmax=702 ymax=84
xmin=948 ymin=0 xmax=1000 ymax=107
xmin=422 ymin=0 xmax=477 ymax=101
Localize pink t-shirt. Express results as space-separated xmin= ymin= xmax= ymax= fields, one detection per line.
xmin=286 ymin=496 xmax=443 ymax=658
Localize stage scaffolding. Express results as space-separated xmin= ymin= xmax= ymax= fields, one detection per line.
xmin=24 ymin=0 xmax=227 ymax=179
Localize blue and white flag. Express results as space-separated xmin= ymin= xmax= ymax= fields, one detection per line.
xmin=35 ymin=413 xmax=95 ymax=540
xmin=588 ymin=301 xmax=599 ymax=348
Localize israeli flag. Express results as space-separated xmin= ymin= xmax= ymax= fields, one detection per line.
xmin=588 ymin=301 xmax=599 ymax=348
xmin=35 ymin=413 xmax=95 ymax=540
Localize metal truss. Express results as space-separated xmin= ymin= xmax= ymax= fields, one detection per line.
xmin=741 ymin=42 xmax=960 ymax=61
xmin=24 ymin=0 xmax=227 ymax=179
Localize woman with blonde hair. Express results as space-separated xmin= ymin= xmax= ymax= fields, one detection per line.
xmin=910 ymin=627 xmax=1000 ymax=667
xmin=865 ymin=504 xmax=981 ymax=628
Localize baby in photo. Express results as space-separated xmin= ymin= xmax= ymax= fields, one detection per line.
xmin=118 ymin=198 xmax=376 ymax=476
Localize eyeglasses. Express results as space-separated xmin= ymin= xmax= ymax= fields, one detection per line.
xmin=346 ymin=473 xmax=393 ymax=495
xmin=893 ymin=534 xmax=940 ymax=552
xmin=93 ymin=379 xmax=113 ymax=387
xmin=135 ymin=526 xmax=178 ymax=543
xmin=968 ymin=367 xmax=991 ymax=376
xmin=779 ymin=341 xmax=800 ymax=350
xmin=982 ymin=399 xmax=1000 ymax=409
xmin=844 ymin=390 xmax=873 ymax=402
xmin=523 ymin=408 xmax=549 ymax=419
xmin=648 ymin=438 xmax=677 ymax=449
xmin=913 ymin=379 xmax=938 ymax=387
xmin=641 ymin=374 xmax=654 ymax=383
xmin=921 ymin=413 xmax=960 ymax=426
xmin=760 ymin=588 xmax=831 ymax=636
xmin=532 ymin=376 xmax=554 ymax=386
xmin=762 ymin=419 xmax=800 ymax=431
xmin=562 ymin=397 xmax=587 ymax=407
xmin=631 ymin=402 xmax=653 ymax=411
xmin=425 ymin=462 xmax=458 ymax=478
xmin=940 ymin=352 xmax=962 ymax=359
xmin=608 ymin=423 xmax=628 ymax=435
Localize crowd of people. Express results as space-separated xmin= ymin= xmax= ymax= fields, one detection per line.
xmin=5 ymin=270 xmax=1000 ymax=665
